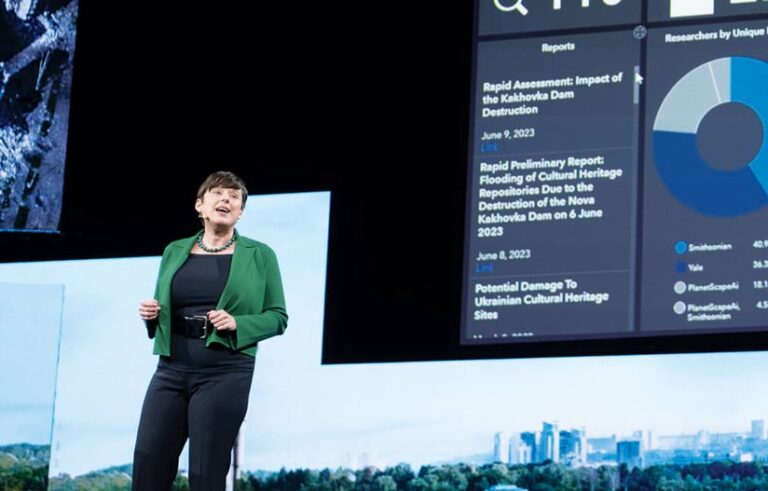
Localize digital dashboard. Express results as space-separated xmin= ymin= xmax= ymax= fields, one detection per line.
xmin=462 ymin=0 xmax=768 ymax=345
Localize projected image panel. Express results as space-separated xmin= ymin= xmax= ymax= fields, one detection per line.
xmin=0 ymin=191 xmax=331 ymax=487
xmin=243 ymin=336 xmax=768 ymax=485
xmin=0 ymin=283 xmax=63 ymax=488
xmin=0 ymin=0 xmax=79 ymax=232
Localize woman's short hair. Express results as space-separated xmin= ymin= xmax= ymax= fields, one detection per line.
xmin=196 ymin=171 xmax=248 ymax=209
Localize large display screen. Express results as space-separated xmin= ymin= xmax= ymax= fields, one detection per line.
xmin=462 ymin=0 xmax=768 ymax=345
xmin=0 ymin=0 xmax=78 ymax=232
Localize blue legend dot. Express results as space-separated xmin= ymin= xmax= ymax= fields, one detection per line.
xmin=676 ymin=261 xmax=687 ymax=273
xmin=674 ymin=241 xmax=688 ymax=254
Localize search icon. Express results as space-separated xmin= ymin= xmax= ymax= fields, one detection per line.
xmin=493 ymin=0 xmax=529 ymax=15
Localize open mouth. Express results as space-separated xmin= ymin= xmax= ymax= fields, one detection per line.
xmin=215 ymin=207 xmax=230 ymax=214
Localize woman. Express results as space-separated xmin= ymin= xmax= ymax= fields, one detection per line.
xmin=133 ymin=171 xmax=288 ymax=490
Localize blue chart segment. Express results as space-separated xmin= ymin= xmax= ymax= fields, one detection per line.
xmin=653 ymin=57 xmax=768 ymax=216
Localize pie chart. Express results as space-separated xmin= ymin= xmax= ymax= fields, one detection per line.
xmin=652 ymin=57 xmax=768 ymax=216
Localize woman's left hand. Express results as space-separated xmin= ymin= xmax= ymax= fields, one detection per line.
xmin=207 ymin=309 xmax=237 ymax=331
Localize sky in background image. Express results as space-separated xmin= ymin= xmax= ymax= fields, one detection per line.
xmin=246 ymin=342 xmax=768 ymax=470
xmin=0 ymin=283 xmax=63 ymax=445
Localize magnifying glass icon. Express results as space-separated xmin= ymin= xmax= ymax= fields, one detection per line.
xmin=493 ymin=0 xmax=529 ymax=15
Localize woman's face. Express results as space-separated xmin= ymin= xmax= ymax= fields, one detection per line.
xmin=195 ymin=186 xmax=244 ymax=227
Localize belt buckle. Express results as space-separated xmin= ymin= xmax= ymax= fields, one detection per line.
xmin=183 ymin=315 xmax=208 ymax=339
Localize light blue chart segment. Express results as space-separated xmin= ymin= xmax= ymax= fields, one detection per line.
xmin=736 ymin=57 xmax=768 ymax=192
xmin=652 ymin=57 xmax=768 ymax=216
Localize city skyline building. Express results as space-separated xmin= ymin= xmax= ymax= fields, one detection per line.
xmin=494 ymin=432 xmax=509 ymax=464
xmin=588 ymin=435 xmax=617 ymax=454
xmin=752 ymin=420 xmax=765 ymax=440
xmin=520 ymin=432 xmax=538 ymax=465
xmin=617 ymin=440 xmax=642 ymax=469
xmin=492 ymin=419 xmax=768 ymax=472
xmin=539 ymin=422 xmax=560 ymax=463
xmin=631 ymin=431 xmax=645 ymax=449
xmin=507 ymin=433 xmax=526 ymax=465
xmin=559 ymin=428 xmax=587 ymax=466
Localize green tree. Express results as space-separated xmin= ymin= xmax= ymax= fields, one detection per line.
xmin=172 ymin=473 xmax=190 ymax=491
xmin=373 ymin=475 xmax=397 ymax=491
xmin=388 ymin=463 xmax=415 ymax=488
xmin=406 ymin=477 xmax=429 ymax=491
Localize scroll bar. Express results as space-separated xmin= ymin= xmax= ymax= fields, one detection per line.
xmin=628 ymin=65 xmax=642 ymax=331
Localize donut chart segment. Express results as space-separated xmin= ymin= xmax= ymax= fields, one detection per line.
xmin=652 ymin=57 xmax=768 ymax=216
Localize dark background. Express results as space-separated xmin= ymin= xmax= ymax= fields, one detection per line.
xmin=3 ymin=1 xmax=768 ymax=363
xmin=0 ymin=2 xmax=472 ymax=261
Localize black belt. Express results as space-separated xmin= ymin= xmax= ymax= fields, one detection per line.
xmin=172 ymin=315 xmax=209 ymax=338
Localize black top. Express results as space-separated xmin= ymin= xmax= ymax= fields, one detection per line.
xmin=162 ymin=253 xmax=253 ymax=371
xmin=171 ymin=253 xmax=233 ymax=320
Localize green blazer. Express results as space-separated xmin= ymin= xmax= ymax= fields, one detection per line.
xmin=145 ymin=230 xmax=288 ymax=357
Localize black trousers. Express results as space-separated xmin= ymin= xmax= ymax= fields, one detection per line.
xmin=132 ymin=336 xmax=254 ymax=491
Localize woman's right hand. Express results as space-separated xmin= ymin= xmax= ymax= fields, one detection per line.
xmin=139 ymin=299 xmax=161 ymax=321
